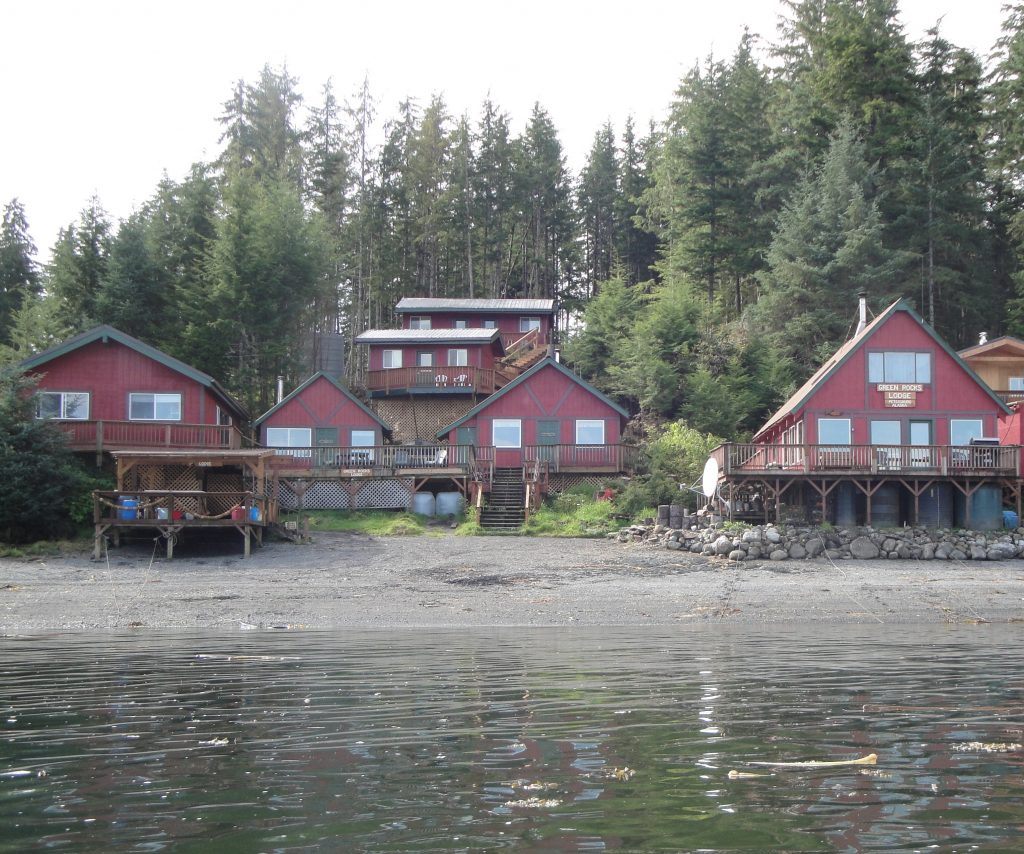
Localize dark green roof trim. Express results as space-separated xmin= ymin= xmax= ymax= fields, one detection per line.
xmin=762 ymin=299 xmax=1009 ymax=436
xmin=436 ymin=357 xmax=629 ymax=438
xmin=253 ymin=371 xmax=392 ymax=432
xmin=20 ymin=324 xmax=249 ymax=419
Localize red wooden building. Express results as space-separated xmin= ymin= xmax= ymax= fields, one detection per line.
xmin=22 ymin=324 xmax=247 ymax=459
xmin=712 ymin=299 xmax=1020 ymax=528
xmin=254 ymin=371 xmax=392 ymax=465
xmin=395 ymin=297 xmax=555 ymax=350
xmin=438 ymin=357 xmax=633 ymax=477
xmin=959 ymin=334 xmax=1024 ymax=404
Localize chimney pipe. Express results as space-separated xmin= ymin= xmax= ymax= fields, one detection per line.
xmin=979 ymin=331 xmax=988 ymax=346
xmin=855 ymin=292 xmax=867 ymax=336
xmin=276 ymin=375 xmax=284 ymax=404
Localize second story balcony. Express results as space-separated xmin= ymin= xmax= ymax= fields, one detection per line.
xmin=364 ymin=365 xmax=500 ymax=397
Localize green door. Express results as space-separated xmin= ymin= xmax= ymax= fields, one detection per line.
xmin=455 ymin=426 xmax=476 ymax=465
xmin=315 ymin=427 xmax=338 ymax=466
xmin=537 ymin=420 xmax=559 ymax=464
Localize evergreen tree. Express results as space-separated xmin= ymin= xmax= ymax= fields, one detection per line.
xmin=95 ymin=213 xmax=167 ymax=342
xmin=46 ymin=196 xmax=112 ymax=330
xmin=616 ymin=117 xmax=658 ymax=286
xmin=0 ymin=199 xmax=40 ymax=345
xmin=578 ymin=122 xmax=619 ymax=299
xmin=472 ymin=98 xmax=517 ymax=298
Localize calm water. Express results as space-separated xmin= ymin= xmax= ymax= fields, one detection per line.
xmin=2 ymin=627 xmax=1023 ymax=853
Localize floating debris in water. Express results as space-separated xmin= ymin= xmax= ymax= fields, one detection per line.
xmin=748 ymin=753 xmax=877 ymax=769
xmin=504 ymin=780 xmax=559 ymax=791
xmin=952 ymin=742 xmax=1022 ymax=753
xmin=728 ymin=770 xmax=770 ymax=779
xmin=503 ymin=797 xmax=562 ymax=809
xmin=582 ymin=767 xmax=636 ymax=782
xmin=198 ymin=738 xmax=230 ymax=747
xmin=859 ymin=768 xmax=893 ymax=779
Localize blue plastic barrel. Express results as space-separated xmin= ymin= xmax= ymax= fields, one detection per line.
xmin=118 ymin=498 xmax=139 ymax=520
xmin=1003 ymin=509 xmax=1019 ymax=529
xmin=250 ymin=505 xmax=260 ymax=522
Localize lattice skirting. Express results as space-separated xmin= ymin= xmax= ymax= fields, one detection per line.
xmin=206 ymin=473 xmax=245 ymax=514
xmin=372 ymin=397 xmax=477 ymax=443
xmin=547 ymin=474 xmax=610 ymax=494
xmin=277 ymin=477 xmax=415 ymax=510
xmin=131 ymin=465 xmax=203 ymax=512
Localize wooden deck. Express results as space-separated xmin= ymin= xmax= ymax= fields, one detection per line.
xmin=365 ymin=366 xmax=504 ymax=396
xmin=265 ymin=443 xmax=477 ymax=477
xmin=56 ymin=420 xmax=243 ymax=456
xmin=524 ymin=443 xmax=642 ymax=474
xmin=712 ymin=443 xmax=1020 ymax=478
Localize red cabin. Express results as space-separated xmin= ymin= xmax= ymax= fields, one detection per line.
xmin=438 ymin=357 xmax=631 ymax=474
xmin=713 ymin=299 xmax=1019 ymax=528
xmin=21 ymin=325 xmax=246 ymax=457
xmin=254 ymin=372 xmax=391 ymax=469
xmin=395 ymin=297 xmax=555 ymax=352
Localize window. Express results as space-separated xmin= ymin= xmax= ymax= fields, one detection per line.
xmin=492 ymin=419 xmax=521 ymax=448
xmin=818 ymin=418 xmax=851 ymax=445
xmin=950 ymin=419 xmax=983 ymax=446
xmin=448 ymin=348 xmax=468 ymax=366
xmin=350 ymin=429 xmax=376 ymax=463
xmin=408 ymin=316 xmax=431 ymax=329
xmin=266 ymin=427 xmax=312 ymax=456
xmin=129 ymin=393 xmax=181 ymax=421
xmin=416 ymin=351 xmax=433 ymax=367
xmin=382 ymin=349 xmax=402 ymax=369
xmin=36 ymin=391 xmax=89 ymax=420
xmin=870 ymin=420 xmax=901 ymax=445
xmin=868 ymin=351 xmax=932 ymax=383
xmin=575 ymin=419 xmax=605 ymax=445
xmin=454 ymin=319 xmax=469 ymax=329
xmin=1010 ymin=377 xmax=1024 ymax=391
xmin=519 ymin=317 xmax=541 ymax=333
xmin=482 ymin=319 xmax=496 ymax=329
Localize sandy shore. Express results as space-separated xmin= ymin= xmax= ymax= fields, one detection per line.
xmin=3 ymin=531 xmax=1024 ymax=633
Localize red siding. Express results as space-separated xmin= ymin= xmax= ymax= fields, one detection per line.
xmin=779 ymin=311 xmax=1003 ymax=445
xmin=445 ymin=363 xmax=623 ymax=465
xmin=400 ymin=311 xmax=552 ymax=340
xmin=367 ymin=342 xmax=499 ymax=371
xmin=32 ymin=339 xmax=222 ymax=423
xmin=259 ymin=376 xmax=383 ymax=445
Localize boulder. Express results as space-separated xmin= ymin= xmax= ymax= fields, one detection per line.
xmin=769 ymin=549 xmax=788 ymax=561
xmin=765 ymin=527 xmax=782 ymax=544
xmin=665 ymin=539 xmax=682 ymax=550
xmin=969 ymin=544 xmax=988 ymax=561
xmin=849 ymin=536 xmax=880 ymax=559
xmin=806 ymin=539 xmax=824 ymax=558
xmin=713 ymin=535 xmax=733 ymax=555
xmin=728 ymin=549 xmax=746 ymax=562
xmin=788 ymin=543 xmax=807 ymax=559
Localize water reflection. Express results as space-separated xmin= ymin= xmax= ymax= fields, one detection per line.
xmin=1 ymin=626 xmax=1022 ymax=852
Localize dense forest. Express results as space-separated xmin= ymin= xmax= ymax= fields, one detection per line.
xmin=3 ymin=0 xmax=1024 ymax=442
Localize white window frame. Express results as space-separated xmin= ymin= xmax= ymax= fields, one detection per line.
xmin=382 ymin=349 xmax=403 ymax=369
xmin=818 ymin=417 xmax=851 ymax=445
xmin=1009 ymin=377 xmax=1024 ymax=391
xmin=415 ymin=351 xmax=433 ymax=367
xmin=266 ymin=427 xmax=312 ymax=457
xmin=129 ymin=392 xmax=181 ymax=421
xmin=36 ymin=391 xmax=90 ymax=420
xmin=447 ymin=348 xmax=468 ymax=366
xmin=950 ymin=419 xmax=984 ymax=446
xmin=492 ymin=418 xmax=521 ymax=449
xmin=575 ymin=419 xmax=605 ymax=445
xmin=453 ymin=319 xmax=469 ymax=329
xmin=482 ymin=319 xmax=497 ymax=329
xmin=350 ymin=429 xmax=376 ymax=463
xmin=519 ymin=317 xmax=541 ymax=333
xmin=868 ymin=351 xmax=932 ymax=384
xmin=408 ymin=316 xmax=431 ymax=330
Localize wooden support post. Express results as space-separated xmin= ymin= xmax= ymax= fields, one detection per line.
xmin=167 ymin=529 xmax=174 ymax=559
xmin=244 ymin=525 xmax=251 ymax=557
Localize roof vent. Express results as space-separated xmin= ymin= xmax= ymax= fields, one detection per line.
xmin=979 ymin=331 xmax=988 ymax=346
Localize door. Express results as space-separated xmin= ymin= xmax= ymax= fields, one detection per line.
xmin=909 ymin=420 xmax=932 ymax=467
xmin=455 ymin=426 xmax=476 ymax=465
xmin=315 ymin=427 xmax=338 ymax=466
xmin=536 ymin=419 xmax=560 ymax=465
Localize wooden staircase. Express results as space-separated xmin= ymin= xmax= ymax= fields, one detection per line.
xmin=479 ymin=467 xmax=526 ymax=531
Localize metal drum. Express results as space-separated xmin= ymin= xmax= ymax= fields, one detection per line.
xmin=870 ymin=484 xmax=900 ymax=528
xmin=918 ymin=483 xmax=954 ymax=529
xmin=956 ymin=485 xmax=1002 ymax=531
xmin=834 ymin=481 xmax=857 ymax=527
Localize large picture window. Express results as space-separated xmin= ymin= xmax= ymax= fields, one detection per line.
xmin=950 ymin=419 xmax=983 ymax=446
xmin=408 ymin=316 xmax=431 ymax=329
xmin=575 ymin=419 xmax=605 ymax=445
xmin=818 ymin=418 xmax=851 ymax=445
xmin=129 ymin=393 xmax=181 ymax=421
xmin=36 ymin=391 xmax=89 ymax=420
xmin=519 ymin=317 xmax=541 ymax=333
xmin=492 ymin=419 xmax=521 ymax=448
xmin=266 ymin=427 xmax=312 ymax=457
xmin=382 ymin=349 xmax=402 ymax=369
xmin=868 ymin=351 xmax=932 ymax=384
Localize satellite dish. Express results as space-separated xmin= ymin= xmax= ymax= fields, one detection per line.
xmin=701 ymin=457 xmax=719 ymax=499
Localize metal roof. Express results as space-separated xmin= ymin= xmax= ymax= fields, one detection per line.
xmin=355 ymin=328 xmax=504 ymax=346
xmin=395 ymin=297 xmax=554 ymax=314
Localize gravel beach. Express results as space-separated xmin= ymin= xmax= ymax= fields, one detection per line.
xmin=3 ymin=532 xmax=1024 ymax=633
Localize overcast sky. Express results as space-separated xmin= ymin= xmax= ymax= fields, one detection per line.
xmin=0 ymin=0 xmax=1009 ymax=262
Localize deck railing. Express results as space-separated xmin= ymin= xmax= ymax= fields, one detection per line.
xmin=57 ymin=420 xmax=243 ymax=452
xmin=500 ymin=327 xmax=547 ymax=354
xmin=94 ymin=490 xmax=269 ymax=524
xmin=264 ymin=444 xmax=476 ymax=473
xmin=365 ymin=366 xmax=497 ymax=395
xmin=994 ymin=389 xmax=1024 ymax=404
xmin=523 ymin=443 xmax=642 ymax=473
xmin=714 ymin=442 xmax=1020 ymax=476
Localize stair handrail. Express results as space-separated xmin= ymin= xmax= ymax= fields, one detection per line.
xmin=502 ymin=326 xmax=540 ymax=358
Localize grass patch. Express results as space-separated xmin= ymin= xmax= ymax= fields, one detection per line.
xmin=304 ymin=510 xmax=472 ymax=536
xmin=0 ymin=536 xmax=91 ymax=558
xmin=524 ymin=490 xmax=626 ymax=537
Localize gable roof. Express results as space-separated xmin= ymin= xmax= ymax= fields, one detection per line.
xmin=355 ymin=328 xmax=505 ymax=349
xmin=396 ymin=297 xmax=554 ymax=314
xmin=754 ymin=299 xmax=1010 ymax=441
xmin=20 ymin=324 xmax=248 ymax=419
xmin=436 ymin=357 xmax=629 ymax=438
xmin=959 ymin=335 xmax=1024 ymax=359
xmin=253 ymin=371 xmax=391 ymax=432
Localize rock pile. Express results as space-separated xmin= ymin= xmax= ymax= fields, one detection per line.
xmin=607 ymin=521 xmax=1024 ymax=561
